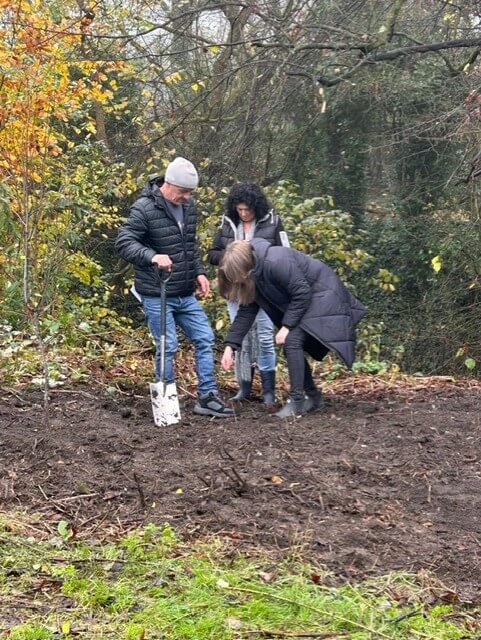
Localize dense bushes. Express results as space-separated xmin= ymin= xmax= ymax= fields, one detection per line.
xmin=352 ymin=213 xmax=480 ymax=375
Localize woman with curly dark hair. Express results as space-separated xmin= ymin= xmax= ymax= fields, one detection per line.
xmin=208 ymin=182 xmax=289 ymax=408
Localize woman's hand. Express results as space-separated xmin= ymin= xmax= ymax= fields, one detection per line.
xmin=221 ymin=346 xmax=235 ymax=370
xmin=275 ymin=326 xmax=290 ymax=345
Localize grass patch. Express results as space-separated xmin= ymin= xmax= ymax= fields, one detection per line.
xmin=0 ymin=515 xmax=478 ymax=639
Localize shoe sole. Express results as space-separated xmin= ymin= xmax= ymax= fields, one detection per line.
xmin=305 ymin=403 xmax=323 ymax=413
xmin=275 ymin=408 xmax=304 ymax=418
xmin=193 ymin=406 xmax=235 ymax=418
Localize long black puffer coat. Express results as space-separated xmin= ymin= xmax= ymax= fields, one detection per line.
xmin=225 ymin=238 xmax=366 ymax=367
xmin=115 ymin=177 xmax=205 ymax=297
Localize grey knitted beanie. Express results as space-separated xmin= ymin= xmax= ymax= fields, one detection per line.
xmin=164 ymin=157 xmax=198 ymax=189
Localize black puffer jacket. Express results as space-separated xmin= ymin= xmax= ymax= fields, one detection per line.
xmin=115 ymin=177 xmax=205 ymax=297
xmin=225 ymin=238 xmax=366 ymax=367
xmin=208 ymin=210 xmax=287 ymax=266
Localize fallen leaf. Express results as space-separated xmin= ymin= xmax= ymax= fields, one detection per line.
xmin=226 ymin=617 xmax=243 ymax=630
xmin=259 ymin=571 xmax=274 ymax=583
xmin=439 ymin=590 xmax=459 ymax=604
xmin=431 ymin=255 xmax=442 ymax=272
xmin=228 ymin=530 xmax=242 ymax=539
xmin=216 ymin=578 xmax=229 ymax=588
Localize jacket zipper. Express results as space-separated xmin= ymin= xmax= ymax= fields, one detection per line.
xmin=179 ymin=219 xmax=189 ymax=290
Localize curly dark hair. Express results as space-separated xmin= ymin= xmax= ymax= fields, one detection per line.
xmin=226 ymin=182 xmax=271 ymax=223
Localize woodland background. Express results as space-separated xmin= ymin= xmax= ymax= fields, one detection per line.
xmin=1 ymin=0 xmax=480 ymax=387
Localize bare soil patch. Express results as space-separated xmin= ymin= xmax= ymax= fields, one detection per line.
xmin=1 ymin=378 xmax=480 ymax=599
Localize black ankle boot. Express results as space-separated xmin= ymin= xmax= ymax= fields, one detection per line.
xmin=231 ymin=379 xmax=252 ymax=401
xmin=303 ymin=388 xmax=323 ymax=413
xmin=259 ymin=370 xmax=276 ymax=407
xmin=275 ymin=397 xmax=305 ymax=418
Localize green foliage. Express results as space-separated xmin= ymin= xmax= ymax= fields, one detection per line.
xmin=195 ymin=179 xmax=398 ymax=373
xmin=1 ymin=0 xmax=481 ymax=386
xmin=267 ymin=181 xmax=371 ymax=272
xmin=376 ymin=56 xmax=460 ymax=218
xmin=0 ymin=142 xmax=132 ymax=324
xmin=57 ymin=520 xmax=75 ymax=542
xmin=7 ymin=625 xmax=52 ymax=640
xmin=0 ymin=144 xmax=139 ymax=383
xmin=0 ymin=518 xmax=476 ymax=639
xmin=353 ymin=212 xmax=480 ymax=374
xmin=319 ymin=93 xmax=371 ymax=225
xmin=62 ymin=574 xmax=135 ymax=611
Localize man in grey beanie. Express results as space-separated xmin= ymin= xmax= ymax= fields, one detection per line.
xmin=116 ymin=157 xmax=234 ymax=418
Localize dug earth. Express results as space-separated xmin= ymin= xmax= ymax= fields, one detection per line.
xmin=1 ymin=378 xmax=480 ymax=600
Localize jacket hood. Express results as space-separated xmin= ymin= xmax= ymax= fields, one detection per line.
xmin=251 ymin=237 xmax=271 ymax=276
xmin=225 ymin=209 xmax=275 ymax=226
xmin=140 ymin=175 xmax=165 ymax=199
xmin=139 ymin=176 xmax=194 ymax=213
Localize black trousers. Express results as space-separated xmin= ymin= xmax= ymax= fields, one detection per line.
xmin=283 ymin=326 xmax=328 ymax=400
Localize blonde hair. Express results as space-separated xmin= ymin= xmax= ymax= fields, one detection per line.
xmin=218 ymin=240 xmax=256 ymax=305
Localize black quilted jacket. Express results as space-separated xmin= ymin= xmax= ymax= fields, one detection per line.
xmin=207 ymin=210 xmax=287 ymax=266
xmin=225 ymin=238 xmax=367 ymax=368
xmin=115 ymin=177 xmax=205 ymax=297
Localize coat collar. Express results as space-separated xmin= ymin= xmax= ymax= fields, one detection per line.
xmin=251 ymin=237 xmax=271 ymax=277
xmin=224 ymin=209 xmax=275 ymax=226
xmin=141 ymin=176 xmax=194 ymax=219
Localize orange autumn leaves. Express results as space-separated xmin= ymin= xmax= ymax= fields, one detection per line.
xmin=0 ymin=0 xmax=125 ymax=187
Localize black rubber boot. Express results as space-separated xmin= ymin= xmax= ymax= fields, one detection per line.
xmin=259 ymin=370 xmax=276 ymax=407
xmin=302 ymin=359 xmax=322 ymax=412
xmin=275 ymin=396 xmax=305 ymax=418
xmin=303 ymin=388 xmax=323 ymax=413
xmin=231 ymin=379 xmax=253 ymax=402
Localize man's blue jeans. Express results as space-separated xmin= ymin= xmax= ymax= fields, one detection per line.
xmin=142 ymin=294 xmax=217 ymax=396
xmin=227 ymin=301 xmax=276 ymax=371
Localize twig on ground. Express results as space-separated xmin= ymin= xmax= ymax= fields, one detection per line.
xmin=133 ymin=472 xmax=147 ymax=509
xmin=241 ymin=631 xmax=348 ymax=638
xmin=49 ymin=388 xmax=100 ymax=399
xmin=54 ymin=493 xmax=99 ymax=503
xmin=32 ymin=437 xmax=45 ymax=454
xmin=221 ymin=446 xmax=236 ymax=461
xmin=390 ymin=608 xmax=424 ymax=623
xmin=219 ymin=466 xmax=249 ymax=494
xmin=178 ymin=385 xmax=196 ymax=398
xmin=37 ymin=484 xmax=49 ymax=501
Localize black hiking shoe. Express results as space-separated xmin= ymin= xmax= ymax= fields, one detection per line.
xmin=194 ymin=392 xmax=235 ymax=418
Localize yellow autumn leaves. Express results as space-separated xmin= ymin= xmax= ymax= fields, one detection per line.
xmin=0 ymin=2 xmax=129 ymax=187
